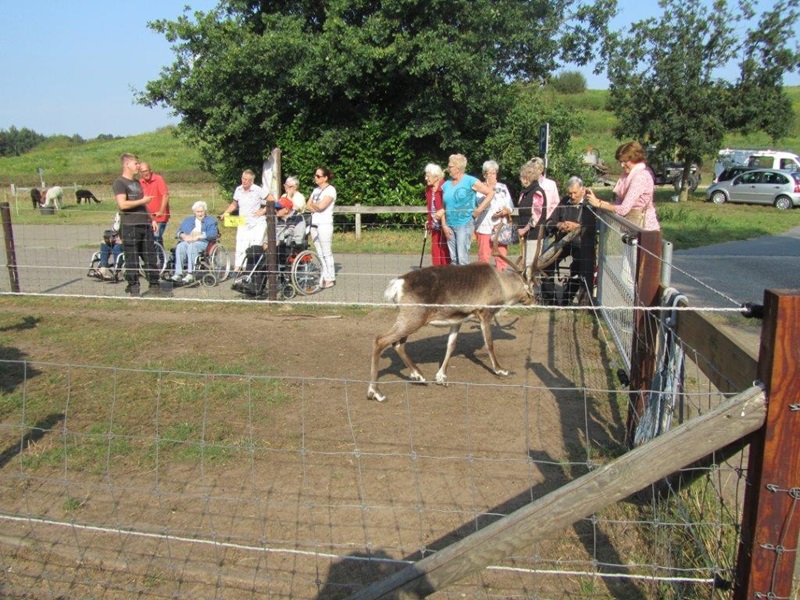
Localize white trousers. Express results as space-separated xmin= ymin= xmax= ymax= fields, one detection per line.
xmin=311 ymin=223 xmax=335 ymax=282
xmin=234 ymin=222 xmax=267 ymax=269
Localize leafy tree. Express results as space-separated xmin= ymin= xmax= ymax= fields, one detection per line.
xmin=0 ymin=126 xmax=46 ymax=157
xmin=550 ymin=70 xmax=587 ymax=94
xmin=139 ymin=0 xmax=616 ymax=206
xmin=603 ymin=0 xmax=800 ymax=201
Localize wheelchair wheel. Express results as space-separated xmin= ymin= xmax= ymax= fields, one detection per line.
xmin=290 ymin=249 xmax=322 ymax=295
xmin=122 ymin=241 xmax=167 ymax=280
xmin=207 ymin=243 xmax=231 ymax=283
xmin=87 ymin=252 xmax=102 ymax=278
xmin=112 ymin=252 xmax=124 ymax=282
xmin=282 ymin=279 xmax=297 ymax=300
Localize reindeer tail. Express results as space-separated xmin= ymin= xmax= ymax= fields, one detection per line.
xmin=384 ymin=278 xmax=405 ymax=304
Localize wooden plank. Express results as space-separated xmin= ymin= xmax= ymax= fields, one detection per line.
xmin=625 ymin=229 xmax=662 ymax=446
xmin=674 ymin=307 xmax=757 ymax=394
xmin=333 ymin=205 xmax=521 ymax=216
xmin=348 ymin=386 xmax=767 ymax=600
xmin=735 ymin=291 xmax=800 ymax=599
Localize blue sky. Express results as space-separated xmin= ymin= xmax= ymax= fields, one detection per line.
xmin=1 ymin=0 xmax=797 ymax=138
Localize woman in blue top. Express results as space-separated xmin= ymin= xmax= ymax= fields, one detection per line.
xmin=435 ymin=154 xmax=495 ymax=265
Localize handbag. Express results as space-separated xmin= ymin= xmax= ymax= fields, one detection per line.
xmin=626 ymin=208 xmax=646 ymax=229
xmin=495 ymin=222 xmax=519 ymax=245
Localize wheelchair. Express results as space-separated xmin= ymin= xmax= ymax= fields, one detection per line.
xmin=87 ymin=241 xmax=167 ymax=283
xmin=163 ymin=237 xmax=231 ymax=287
xmin=232 ymin=215 xmax=322 ymax=299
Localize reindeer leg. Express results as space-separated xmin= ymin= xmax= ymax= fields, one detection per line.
xmin=393 ymin=336 xmax=427 ymax=384
xmin=435 ymin=323 xmax=462 ymax=385
xmin=479 ymin=310 xmax=509 ymax=377
xmin=368 ymin=330 xmax=395 ymax=402
xmin=368 ymin=314 xmax=427 ymax=402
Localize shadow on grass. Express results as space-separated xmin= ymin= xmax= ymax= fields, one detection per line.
xmin=0 ymin=413 xmax=64 ymax=470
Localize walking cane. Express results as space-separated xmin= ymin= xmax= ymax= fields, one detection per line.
xmin=419 ymin=227 xmax=428 ymax=268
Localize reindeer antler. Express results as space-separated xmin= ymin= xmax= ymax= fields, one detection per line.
xmin=535 ymin=227 xmax=580 ymax=272
xmin=491 ymin=221 xmax=529 ymax=280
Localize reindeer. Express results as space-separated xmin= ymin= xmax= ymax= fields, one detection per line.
xmin=367 ymin=223 xmax=581 ymax=403
xmin=367 ymin=262 xmax=533 ymax=402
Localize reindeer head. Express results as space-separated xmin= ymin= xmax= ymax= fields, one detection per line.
xmin=491 ymin=222 xmax=534 ymax=303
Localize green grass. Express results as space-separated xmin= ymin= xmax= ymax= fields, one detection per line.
xmin=0 ymin=127 xmax=212 ymax=187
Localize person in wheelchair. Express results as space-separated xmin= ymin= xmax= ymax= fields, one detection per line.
xmin=233 ymin=198 xmax=307 ymax=297
xmin=90 ymin=213 xmax=122 ymax=281
xmin=275 ymin=197 xmax=307 ymax=260
xmin=170 ymin=201 xmax=219 ymax=285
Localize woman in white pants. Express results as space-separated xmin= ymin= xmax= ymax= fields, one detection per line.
xmin=306 ymin=166 xmax=337 ymax=288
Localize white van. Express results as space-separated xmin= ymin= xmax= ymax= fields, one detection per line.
xmin=746 ymin=151 xmax=800 ymax=171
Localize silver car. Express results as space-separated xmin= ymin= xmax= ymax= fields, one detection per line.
xmin=706 ymin=168 xmax=800 ymax=210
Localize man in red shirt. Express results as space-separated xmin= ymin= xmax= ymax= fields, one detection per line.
xmin=139 ymin=161 xmax=170 ymax=244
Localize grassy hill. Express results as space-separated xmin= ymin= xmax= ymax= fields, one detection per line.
xmin=2 ymin=88 xmax=799 ymax=186
xmin=0 ymin=127 xmax=211 ymax=187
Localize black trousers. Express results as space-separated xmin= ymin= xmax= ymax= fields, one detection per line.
xmin=121 ymin=223 xmax=159 ymax=287
xmin=544 ymin=241 xmax=595 ymax=304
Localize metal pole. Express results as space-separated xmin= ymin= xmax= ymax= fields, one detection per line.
xmin=418 ymin=227 xmax=428 ymax=268
xmin=0 ymin=202 xmax=21 ymax=292
xmin=660 ymin=240 xmax=673 ymax=288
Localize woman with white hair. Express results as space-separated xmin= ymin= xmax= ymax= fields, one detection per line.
xmin=279 ymin=176 xmax=306 ymax=212
xmin=424 ymin=163 xmax=450 ymax=266
xmin=474 ymin=160 xmax=514 ymax=270
xmin=171 ymin=200 xmax=219 ymax=284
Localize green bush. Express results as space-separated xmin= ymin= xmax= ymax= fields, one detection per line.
xmin=551 ymin=71 xmax=587 ymax=95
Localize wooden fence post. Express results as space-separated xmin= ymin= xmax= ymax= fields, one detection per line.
xmin=734 ymin=290 xmax=800 ymax=598
xmin=625 ymin=229 xmax=662 ymax=447
xmin=0 ymin=202 xmax=21 ymax=293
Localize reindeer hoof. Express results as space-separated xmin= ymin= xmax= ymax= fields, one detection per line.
xmin=435 ymin=374 xmax=448 ymax=386
xmin=409 ymin=372 xmax=427 ymax=384
xmin=367 ymin=388 xmax=387 ymax=403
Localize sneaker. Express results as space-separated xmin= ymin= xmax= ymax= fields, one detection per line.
xmin=124 ymin=284 xmax=141 ymax=297
xmin=182 ymin=273 xmax=195 ymax=284
xmin=171 ymin=273 xmax=183 ymax=283
xmin=320 ymin=280 xmax=336 ymax=289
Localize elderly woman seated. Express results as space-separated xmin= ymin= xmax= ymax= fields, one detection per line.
xmin=171 ymin=201 xmax=219 ymax=284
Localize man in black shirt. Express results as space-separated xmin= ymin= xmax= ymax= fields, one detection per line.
xmin=550 ymin=176 xmax=597 ymax=306
xmin=113 ymin=153 xmax=168 ymax=297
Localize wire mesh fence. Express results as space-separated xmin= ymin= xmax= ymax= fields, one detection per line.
xmin=0 ymin=202 xmax=787 ymax=598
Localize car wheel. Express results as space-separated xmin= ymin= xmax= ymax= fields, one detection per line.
xmin=711 ymin=191 xmax=727 ymax=205
xmin=688 ymin=173 xmax=700 ymax=193
xmin=774 ymin=195 xmax=792 ymax=210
